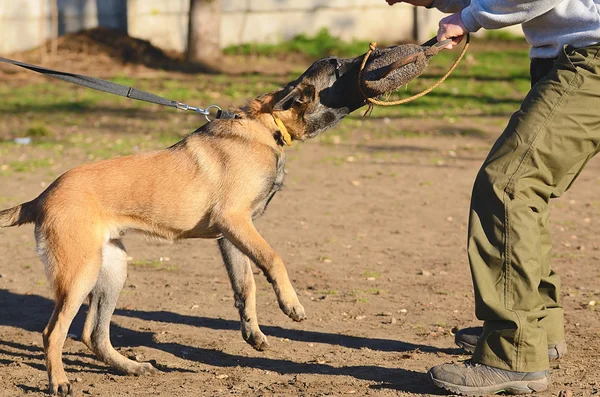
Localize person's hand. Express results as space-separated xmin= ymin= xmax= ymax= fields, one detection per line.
xmin=386 ymin=0 xmax=434 ymax=7
xmin=437 ymin=12 xmax=468 ymax=49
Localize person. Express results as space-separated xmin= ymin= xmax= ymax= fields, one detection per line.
xmin=386 ymin=0 xmax=600 ymax=395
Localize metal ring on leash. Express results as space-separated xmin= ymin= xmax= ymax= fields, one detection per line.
xmin=203 ymin=105 xmax=222 ymax=122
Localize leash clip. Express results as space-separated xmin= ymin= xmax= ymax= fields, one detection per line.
xmin=176 ymin=102 xmax=222 ymax=122
xmin=176 ymin=102 xmax=192 ymax=111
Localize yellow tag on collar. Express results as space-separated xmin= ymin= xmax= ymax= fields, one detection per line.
xmin=274 ymin=116 xmax=293 ymax=146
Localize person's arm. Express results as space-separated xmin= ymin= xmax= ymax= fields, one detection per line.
xmin=437 ymin=0 xmax=566 ymax=49
xmin=460 ymin=0 xmax=565 ymax=32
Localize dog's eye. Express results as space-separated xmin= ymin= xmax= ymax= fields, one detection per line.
xmin=330 ymin=59 xmax=342 ymax=79
xmin=329 ymin=59 xmax=341 ymax=69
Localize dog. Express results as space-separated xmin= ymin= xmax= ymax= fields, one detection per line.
xmin=0 ymin=46 xmax=414 ymax=396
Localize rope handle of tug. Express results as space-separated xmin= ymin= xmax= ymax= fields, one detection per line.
xmin=358 ymin=34 xmax=470 ymax=107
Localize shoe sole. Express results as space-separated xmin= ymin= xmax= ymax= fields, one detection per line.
xmin=430 ymin=373 xmax=550 ymax=396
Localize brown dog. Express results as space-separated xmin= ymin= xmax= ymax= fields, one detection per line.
xmin=0 ymin=47 xmax=413 ymax=396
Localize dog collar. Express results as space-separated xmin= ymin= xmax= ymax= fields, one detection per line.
xmin=273 ymin=116 xmax=293 ymax=146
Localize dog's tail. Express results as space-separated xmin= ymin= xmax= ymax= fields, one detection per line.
xmin=0 ymin=201 xmax=38 ymax=228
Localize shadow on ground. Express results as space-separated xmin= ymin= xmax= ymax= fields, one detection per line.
xmin=0 ymin=289 xmax=456 ymax=394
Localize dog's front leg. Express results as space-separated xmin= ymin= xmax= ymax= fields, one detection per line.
xmin=218 ymin=214 xmax=306 ymax=322
xmin=218 ymin=237 xmax=270 ymax=351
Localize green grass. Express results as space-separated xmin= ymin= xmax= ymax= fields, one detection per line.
xmin=224 ymin=28 xmax=372 ymax=58
xmin=130 ymin=260 xmax=162 ymax=268
xmin=130 ymin=259 xmax=179 ymax=272
xmin=25 ymin=123 xmax=53 ymax=137
xmin=485 ymin=30 xmax=527 ymax=42
xmin=361 ymin=270 xmax=381 ymax=279
xmin=321 ymin=289 xmax=339 ymax=296
xmin=9 ymin=158 xmax=54 ymax=173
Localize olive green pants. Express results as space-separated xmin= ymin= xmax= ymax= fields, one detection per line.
xmin=470 ymin=42 xmax=600 ymax=372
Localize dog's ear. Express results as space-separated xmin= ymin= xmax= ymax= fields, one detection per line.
xmin=273 ymin=85 xmax=316 ymax=111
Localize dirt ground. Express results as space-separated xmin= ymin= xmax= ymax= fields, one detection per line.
xmin=1 ymin=112 xmax=600 ymax=397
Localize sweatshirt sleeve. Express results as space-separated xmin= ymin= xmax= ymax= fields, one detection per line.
xmin=460 ymin=1 xmax=567 ymax=32
xmin=428 ymin=0 xmax=471 ymax=13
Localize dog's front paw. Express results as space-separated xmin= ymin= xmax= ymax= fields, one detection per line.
xmin=242 ymin=322 xmax=270 ymax=351
xmin=281 ymin=302 xmax=306 ymax=322
xmin=247 ymin=332 xmax=270 ymax=351
xmin=290 ymin=304 xmax=306 ymax=322
xmin=129 ymin=362 xmax=159 ymax=376
xmin=50 ymin=381 xmax=73 ymax=397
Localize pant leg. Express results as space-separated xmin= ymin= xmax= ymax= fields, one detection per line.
xmin=537 ymin=212 xmax=564 ymax=346
xmin=529 ymin=56 xmax=564 ymax=345
xmin=469 ymin=43 xmax=600 ymax=372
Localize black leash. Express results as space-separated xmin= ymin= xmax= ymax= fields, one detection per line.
xmin=0 ymin=56 xmax=239 ymax=120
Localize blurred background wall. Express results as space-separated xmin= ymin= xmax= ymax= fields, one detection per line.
xmin=0 ymin=0 xmax=522 ymax=55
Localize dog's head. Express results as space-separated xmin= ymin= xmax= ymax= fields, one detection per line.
xmin=255 ymin=43 xmax=430 ymax=141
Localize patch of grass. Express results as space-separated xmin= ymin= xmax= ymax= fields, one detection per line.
xmin=391 ymin=130 xmax=421 ymax=138
xmin=24 ymin=123 xmax=53 ymax=138
xmin=412 ymin=324 xmax=428 ymax=336
xmin=364 ymin=287 xmax=386 ymax=295
xmin=0 ymin=196 xmax=16 ymax=206
xmin=9 ymin=158 xmax=54 ymax=173
xmin=439 ymin=126 xmax=488 ymax=138
xmin=130 ymin=259 xmax=179 ymax=272
xmin=224 ymin=28 xmax=372 ymax=59
xmin=361 ymin=270 xmax=381 ymax=279
xmin=485 ymin=30 xmax=526 ymax=42
xmin=348 ymin=287 xmax=385 ymax=304
xmin=353 ymin=287 xmax=385 ymax=295
xmin=321 ymin=156 xmax=346 ymax=166
xmin=67 ymin=133 xmax=180 ymax=159
xmin=130 ymin=260 xmax=162 ymax=268
xmin=552 ymin=252 xmax=585 ymax=260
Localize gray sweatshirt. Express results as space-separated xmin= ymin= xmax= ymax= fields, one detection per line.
xmin=430 ymin=0 xmax=600 ymax=59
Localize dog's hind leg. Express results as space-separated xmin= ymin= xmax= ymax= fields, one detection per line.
xmin=40 ymin=234 xmax=103 ymax=396
xmin=45 ymin=293 xmax=90 ymax=397
xmin=81 ymin=239 xmax=157 ymax=375
xmin=218 ymin=237 xmax=269 ymax=351
xmin=218 ymin=215 xmax=306 ymax=322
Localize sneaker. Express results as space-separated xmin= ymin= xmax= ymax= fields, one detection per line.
xmin=455 ymin=326 xmax=567 ymax=360
xmin=428 ymin=360 xmax=550 ymax=396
